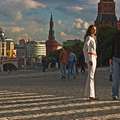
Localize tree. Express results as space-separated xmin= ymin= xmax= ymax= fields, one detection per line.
xmin=97 ymin=26 xmax=117 ymax=66
xmin=63 ymin=40 xmax=84 ymax=58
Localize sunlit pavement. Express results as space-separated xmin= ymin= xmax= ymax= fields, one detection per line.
xmin=0 ymin=67 xmax=119 ymax=120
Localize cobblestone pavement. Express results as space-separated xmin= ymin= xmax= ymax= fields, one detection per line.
xmin=0 ymin=67 xmax=119 ymax=120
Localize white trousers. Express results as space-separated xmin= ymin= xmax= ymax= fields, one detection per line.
xmin=84 ymin=57 xmax=97 ymax=98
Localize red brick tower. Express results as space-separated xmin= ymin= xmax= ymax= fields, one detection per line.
xmin=95 ymin=0 xmax=117 ymax=28
xmin=46 ymin=13 xmax=61 ymax=55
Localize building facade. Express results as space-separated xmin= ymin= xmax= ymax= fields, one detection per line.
xmin=0 ymin=39 xmax=15 ymax=58
xmin=26 ymin=41 xmax=46 ymax=58
xmin=16 ymin=39 xmax=27 ymax=59
xmin=95 ymin=0 xmax=117 ymax=28
xmin=16 ymin=39 xmax=46 ymax=68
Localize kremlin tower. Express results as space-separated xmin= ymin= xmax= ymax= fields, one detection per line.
xmin=95 ymin=0 xmax=117 ymax=28
xmin=46 ymin=13 xmax=61 ymax=55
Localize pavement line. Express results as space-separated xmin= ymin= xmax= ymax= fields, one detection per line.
xmin=0 ymin=97 xmax=88 ymax=109
xmin=0 ymin=104 xmax=120 ymax=119
xmin=0 ymin=72 xmax=51 ymax=79
xmin=0 ymin=100 xmax=119 ymax=114
xmin=0 ymin=90 xmax=9 ymax=93
xmin=77 ymin=113 xmax=120 ymax=120
xmin=0 ymin=96 xmax=73 ymax=104
xmin=0 ymin=92 xmax=24 ymax=95
xmin=0 ymin=99 xmax=119 ymax=110
xmin=0 ymin=94 xmax=55 ymax=100
xmin=0 ymin=93 xmax=48 ymax=97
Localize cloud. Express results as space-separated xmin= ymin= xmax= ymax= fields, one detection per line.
xmin=20 ymin=20 xmax=48 ymax=40
xmin=66 ymin=6 xmax=83 ymax=12
xmin=83 ymin=22 xmax=89 ymax=29
xmin=0 ymin=0 xmax=47 ymax=21
xmin=25 ymin=21 xmax=44 ymax=33
xmin=11 ymin=26 xmax=24 ymax=33
xmin=60 ymin=31 xmax=79 ymax=40
xmin=57 ymin=20 xmax=63 ymax=25
xmin=87 ymin=0 xmax=98 ymax=5
xmin=73 ymin=18 xmax=89 ymax=30
xmin=3 ymin=19 xmax=46 ymax=41
xmin=60 ymin=32 xmax=66 ymax=37
xmin=15 ymin=12 xmax=23 ymax=21
xmin=24 ymin=0 xmax=47 ymax=9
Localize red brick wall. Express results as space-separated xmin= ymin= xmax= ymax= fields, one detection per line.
xmin=98 ymin=1 xmax=115 ymax=14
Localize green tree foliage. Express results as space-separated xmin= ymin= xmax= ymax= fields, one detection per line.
xmin=63 ymin=40 xmax=84 ymax=58
xmin=97 ymin=26 xmax=117 ymax=66
xmin=48 ymin=40 xmax=84 ymax=61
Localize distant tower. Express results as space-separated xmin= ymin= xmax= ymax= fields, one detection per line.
xmin=46 ymin=13 xmax=61 ymax=55
xmin=48 ymin=13 xmax=55 ymax=40
xmin=95 ymin=0 xmax=117 ymax=28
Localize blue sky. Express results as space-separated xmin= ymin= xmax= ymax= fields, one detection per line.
xmin=0 ymin=0 xmax=120 ymax=43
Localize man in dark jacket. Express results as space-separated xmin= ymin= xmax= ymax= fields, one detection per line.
xmin=112 ymin=30 xmax=120 ymax=100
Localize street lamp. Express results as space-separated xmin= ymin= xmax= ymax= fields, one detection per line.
xmin=0 ymin=27 xmax=7 ymax=58
xmin=0 ymin=28 xmax=7 ymax=41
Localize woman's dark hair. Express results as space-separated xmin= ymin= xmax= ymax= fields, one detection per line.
xmin=84 ymin=25 xmax=96 ymax=41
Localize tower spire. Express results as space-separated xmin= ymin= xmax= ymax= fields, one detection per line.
xmin=48 ymin=12 xmax=55 ymax=40
xmin=50 ymin=12 xmax=53 ymax=29
xmin=46 ymin=13 xmax=61 ymax=55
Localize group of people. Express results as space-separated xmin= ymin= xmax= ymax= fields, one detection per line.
xmin=41 ymin=56 xmax=59 ymax=72
xmin=59 ymin=48 xmax=77 ymax=80
xmin=59 ymin=24 xmax=120 ymax=101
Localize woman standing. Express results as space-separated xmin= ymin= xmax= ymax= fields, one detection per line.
xmin=83 ymin=25 xmax=97 ymax=100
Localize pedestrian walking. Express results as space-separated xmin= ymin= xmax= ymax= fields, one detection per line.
xmin=59 ymin=47 xmax=68 ymax=79
xmin=42 ymin=56 xmax=48 ymax=72
xmin=83 ymin=25 xmax=97 ymax=100
xmin=111 ymin=30 xmax=120 ymax=100
xmin=67 ymin=49 xmax=77 ymax=80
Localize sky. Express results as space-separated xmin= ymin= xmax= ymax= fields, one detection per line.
xmin=0 ymin=0 xmax=120 ymax=43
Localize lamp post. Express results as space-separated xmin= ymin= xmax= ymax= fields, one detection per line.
xmin=0 ymin=27 xmax=7 ymax=58
xmin=0 ymin=28 xmax=6 ymax=41
xmin=0 ymin=27 xmax=5 ymax=71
